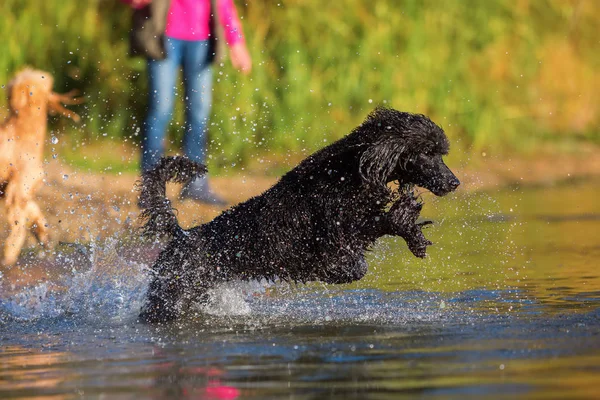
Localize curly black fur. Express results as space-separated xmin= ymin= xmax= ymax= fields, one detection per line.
xmin=138 ymin=107 xmax=460 ymax=322
xmin=138 ymin=156 xmax=207 ymax=238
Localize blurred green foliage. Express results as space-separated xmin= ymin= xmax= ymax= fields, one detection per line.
xmin=1 ymin=0 xmax=598 ymax=170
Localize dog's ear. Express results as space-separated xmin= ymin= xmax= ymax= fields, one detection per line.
xmin=8 ymin=81 xmax=28 ymax=111
xmin=359 ymin=138 xmax=409 ymax=187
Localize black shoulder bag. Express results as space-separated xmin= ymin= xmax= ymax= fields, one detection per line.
xmin=129 ymin=0 xmax=171 ymax=60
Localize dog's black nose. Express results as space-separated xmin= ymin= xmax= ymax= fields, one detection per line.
xmin=449 ymin=177 xmax=460 ymax=190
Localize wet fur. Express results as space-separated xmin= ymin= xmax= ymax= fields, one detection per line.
xmin=138 ymin=107 xmax=460 ymax=322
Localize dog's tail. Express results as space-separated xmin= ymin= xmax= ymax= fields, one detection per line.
xmin=138 ymin=156 xmax=207 ymax=238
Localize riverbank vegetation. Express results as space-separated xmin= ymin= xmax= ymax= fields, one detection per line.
xmin=1 ymin=0 xmax=598 ymax=172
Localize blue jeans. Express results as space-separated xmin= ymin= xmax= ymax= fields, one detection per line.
xmin=141 ymin=37 xmax=213 ymax=172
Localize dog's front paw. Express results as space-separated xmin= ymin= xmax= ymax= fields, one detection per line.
xmin=405 ymin=221 xmax=433 ymax=258
xmin=387 ymin=190 xmax=423 ymax=234
xmin=388 ymin=191 xmax=433 ymax=258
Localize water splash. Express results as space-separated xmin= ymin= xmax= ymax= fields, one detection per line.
xmin=0 ymin=237 xmax=150 ymax=323
xmin=1 ymin=261 xmax=467 ymax=328
xmin=0 ymin=206 xmax=520 ymax=328
xmin=199 ymin=280 xmax=272 ymax=317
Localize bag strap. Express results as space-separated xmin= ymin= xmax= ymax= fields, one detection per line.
xmin=208 ymin=0 xmax=225 ymax=63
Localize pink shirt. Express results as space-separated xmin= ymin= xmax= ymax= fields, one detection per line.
xmin=123 ymin=0 xmax=245 ymax=45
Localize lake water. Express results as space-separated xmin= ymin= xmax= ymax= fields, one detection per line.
xmin=1 ymin=180 xmax=599 ymax=399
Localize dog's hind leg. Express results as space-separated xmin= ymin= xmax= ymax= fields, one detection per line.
xmin=139 ymin=249 xmax=213 ymax=323
xmin=2 ymin=176 xmax=48 ymax=265
xmin=139 ymin=281 xmax=183 ymax=323
xmin=319 ymin=251 xmax=368 ymax=284
xmin=25 ymin=200 xmax=49 ymax=245
xmin=3 ymin=202 xmax=28 ymax=266
xmin=139 ymin=257 xmax=199 ymax=323
xmin=140 ymin=269 xmax=192 ymax=323
xmin=2 ymin=178 xmax=34 ymax=265
xmin=140 ymin=276 xmax=212 ymax=323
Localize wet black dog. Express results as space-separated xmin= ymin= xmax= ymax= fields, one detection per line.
xmin=138 ymin=107 xmax=460 ymax=322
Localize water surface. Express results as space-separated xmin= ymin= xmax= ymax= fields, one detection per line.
xmin=1 ymin=180 xmax=599 ymax=399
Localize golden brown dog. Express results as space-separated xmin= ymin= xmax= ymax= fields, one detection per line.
xmin=0 ymin=68 xmax=82 ymax=266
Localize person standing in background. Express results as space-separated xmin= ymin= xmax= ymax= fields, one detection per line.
xmin=123 ymin=0 xmax=252 ymax=205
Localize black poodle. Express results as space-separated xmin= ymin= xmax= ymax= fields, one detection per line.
xmin=138 ymin=107 xmax=460 ymax=322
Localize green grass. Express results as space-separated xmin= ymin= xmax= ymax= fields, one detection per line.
xmin=2 ymin=0 xmax=599 ymax=171
xmin=56 ymin=138 xmax=141 ymax=174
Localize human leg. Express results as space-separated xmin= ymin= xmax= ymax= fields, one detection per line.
xmin=178 ymin=40 xmax=226 ymax=205
xmin=141 ymin=38 xmax=182 ymax=172
xmin=181 ymin=39 xmax=213 ymax=165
